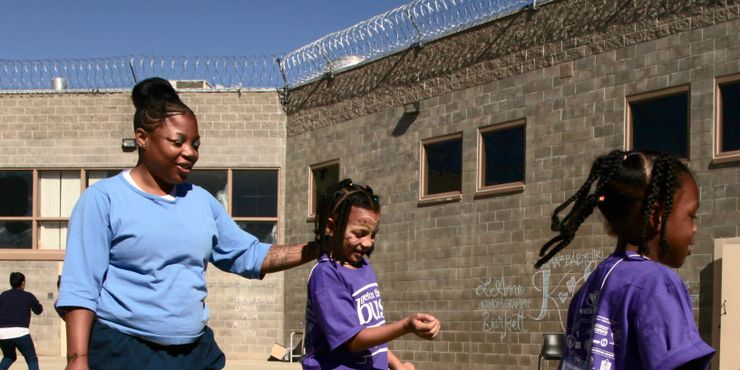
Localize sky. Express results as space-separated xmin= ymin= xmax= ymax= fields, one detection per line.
xmin=0 ymin=0 xmax=412 ymax=60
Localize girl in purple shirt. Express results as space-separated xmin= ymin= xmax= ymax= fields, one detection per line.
xmin=535 ymin=150 xmax=715 ymax=370
xmin=303 ymin=179 xmax=441 ymax=370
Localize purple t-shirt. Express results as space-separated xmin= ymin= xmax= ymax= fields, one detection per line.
xmin=560 ymin=251 xmax=715 ymax=370
xmin=302 ymin=255 xmax=388 ymax=370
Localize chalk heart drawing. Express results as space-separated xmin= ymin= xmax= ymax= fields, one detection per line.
xmin=558 ymin=291 xmax=569 ymax=304
xmin=566 ymin=276 xmax=577 ymax=294
xmin=476 ymin=248 xmax=606 ymax=338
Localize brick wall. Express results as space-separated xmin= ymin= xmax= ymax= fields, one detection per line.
xmin=282 ymin=0 xmax=740 ymax=368
xmin=0 ymin=90 xmax=287 ymax=360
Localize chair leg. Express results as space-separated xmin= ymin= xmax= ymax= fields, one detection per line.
xmin=538 ymin=356 xmax=542 ymax=370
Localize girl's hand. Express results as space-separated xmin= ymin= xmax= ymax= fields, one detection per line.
xmin=398 ymin=362 xmax=416 ymax=370
xmin=406 ymin=313 xmax=441 ymax=340
xmin=388 ymin=350 xmax=416 ymax=370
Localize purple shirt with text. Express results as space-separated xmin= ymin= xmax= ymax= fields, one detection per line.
xmin=302 ymin=256 xmax=388 ymax=370
xmin=560 ymin=251 xmax=714 ymax=370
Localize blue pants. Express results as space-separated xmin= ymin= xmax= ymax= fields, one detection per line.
xmin=0 ymin=334 xmax=39 ymax=370
xmin=89 ymin=320 xmax=225 ymax=370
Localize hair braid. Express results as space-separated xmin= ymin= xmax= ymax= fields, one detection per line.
xmin=314 ymin=178 xmax=353 ymax=244
xmin=535 ymin=150 xmax=625 ymax=268
xmin=638 ymin=154 xmax=681 ymax=255
xmin=640 ymin=161 xmax=663 ymax=255
xmin=313 ymin=178 xmax=381 ymax=262
xmin=537 ymin=149 xmax=693 ymax=269
xmin=657 ymin=155 xmax=678 ymax=256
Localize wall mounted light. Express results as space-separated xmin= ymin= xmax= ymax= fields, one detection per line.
xmin=393 ymin=102 xmax=421 ymax=137
xmin=403 ymin=102 xmax=420 ymax=115
xmin=121 ymin=138 xmax=137 ymax=152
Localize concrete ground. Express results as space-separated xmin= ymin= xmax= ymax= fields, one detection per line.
xmin=34 ymin=356 xmax=302 ymax=370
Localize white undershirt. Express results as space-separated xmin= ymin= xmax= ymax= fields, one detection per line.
xmin=0 ymin=327 xmax=30 ymax=339
xmin=123 ymin=169 xmax=176 ymax=201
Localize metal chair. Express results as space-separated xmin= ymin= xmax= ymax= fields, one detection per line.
xmin=289 ymin=330 xmax=304 ymax=363
xmin=538 ymin=333 xmax=566 ymax=370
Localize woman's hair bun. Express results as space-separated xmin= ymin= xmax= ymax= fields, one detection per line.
xmin=132 ymin=77 xmax=178 ymax=109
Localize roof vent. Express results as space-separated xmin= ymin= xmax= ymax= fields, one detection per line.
xmin=51 ymin=77 xmax=67 ymax=91
xmin=327 ymin=55 xmax=365 ymax=73
xmin=169 ymin=80 xmax=211 ymax=89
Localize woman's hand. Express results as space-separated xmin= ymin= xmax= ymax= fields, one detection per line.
xmin=406 ymin=313 xmax=441 ymax=340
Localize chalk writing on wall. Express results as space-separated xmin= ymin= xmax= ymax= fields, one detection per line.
xmin=475 ymin=275 xmax=531 ymax=339
xmin=475 ymin=248 xmax=604 ymax=338
xmin=231 ymin=295 xmax=278 ymax=340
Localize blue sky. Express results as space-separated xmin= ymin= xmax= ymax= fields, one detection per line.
xmin=1 ymin=0 xmax=411 ymax=60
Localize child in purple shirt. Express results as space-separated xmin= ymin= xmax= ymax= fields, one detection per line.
xmin=535 ymin=151 xmax=715 ymax=370
xmin=303 ymin=179 xmax=441 ymax=370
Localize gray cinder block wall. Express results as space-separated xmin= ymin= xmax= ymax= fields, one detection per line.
xmin=281 ymin=0 xmax=740 ymax=368
xmin=0 ymin=91 xmax=287 ymax=360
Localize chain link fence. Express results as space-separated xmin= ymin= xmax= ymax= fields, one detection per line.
xmin=1 ymin=0 xmax=548 ymax=91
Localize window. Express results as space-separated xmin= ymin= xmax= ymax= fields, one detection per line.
xmin=420 ymin=133 xmax=463 ymax=202
xmin=308 ymin=160 xmax=339 ymax=218
xmin=626 ymin=86 xmax=689 ymax=158
xmin=0 ymin=169 xmax=121 ymax=259
xmin=715 ymin=75 xmax=740 ymax=162
xmin=477 ymin=120 xmax=526 ymax=195
xmin=0 ymin=168 xmax=280 ymax=259
xmin=189 ymin=169 xmax=279 ymax=244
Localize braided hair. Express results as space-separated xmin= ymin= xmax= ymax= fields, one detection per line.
xmin=314 ymin=179 xmax=381 ymax=262
xmin=534 ymin=150 xmax=691 ymax=268
xmin=132 ymin=77 xmax=193 ymax=133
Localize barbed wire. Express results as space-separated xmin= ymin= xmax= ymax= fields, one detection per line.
xmin=1 ymin=0 xmax=548 ymax=91
xmin=0 ymin=56 xmax=282 ymax=91
xmin=279 ymin=0 xmax=545 ymax=86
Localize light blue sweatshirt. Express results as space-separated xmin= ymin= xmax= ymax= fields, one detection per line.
xmin=57 ymin=173 xmax=271 ymax=345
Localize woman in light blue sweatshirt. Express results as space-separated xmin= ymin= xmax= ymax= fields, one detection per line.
xmin=57 ymin=77 xmax=318 ymax=370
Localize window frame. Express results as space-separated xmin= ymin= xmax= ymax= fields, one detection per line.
xmin=624 ymin=85 xmax=691 ymax=159
xmin=307 ymin=159 xmax=340 ymax=220
xmin=0 ymin=167 xmax=281 ymax=260
xmin=186 ymin=167 xmax=281 ymax=243
xmin=419 ymin=132 xmax=463 ymax=204
xmin=714 ymin=74 xmax=740 ymax=164
xmin=476 ymin=119 xmax=526 ymax=197
xmin=0 ymin=168 xmax=121 ymax=261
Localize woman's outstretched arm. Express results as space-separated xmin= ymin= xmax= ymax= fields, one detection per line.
xmin=260 ymin=241 xmax=320 ymax=274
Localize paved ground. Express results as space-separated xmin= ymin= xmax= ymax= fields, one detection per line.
xmin=35 ymin=356 xmax=302 ymax=369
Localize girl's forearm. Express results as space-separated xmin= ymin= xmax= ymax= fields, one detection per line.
xmin=344 ymin=317 xmax=410 ymax=352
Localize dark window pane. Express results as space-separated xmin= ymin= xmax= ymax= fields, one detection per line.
xmin=425 ymin=138 xmax=462 ymax=195
xmin=0 ymin=171 xmax=32 ymax=217
xmin=631 ymin=93 xmax=689 ymax=158
xmin=482 ymin=126 xmax=525 ymax=186
xmin=721 ymin=82 xmax=740 ymax=152
xmin=233 ymin=170 xmax=278 ymax=217
xmin=0 ymin=221 xmax=32 ymax=249
xmin=189 ymin=170 xmax=228 ymax=209
xmin=312 ymin=164 xmax=339 ymax=213
xmin=237 ymin=221 xmax=276 ymax=244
